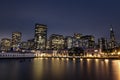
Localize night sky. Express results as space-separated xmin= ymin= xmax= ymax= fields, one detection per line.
xmin=0 ymin=0 xmax=120 ymax=42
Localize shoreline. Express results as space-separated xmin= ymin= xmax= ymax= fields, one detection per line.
xmin=0 ymin=56 xmax=120 ymax=59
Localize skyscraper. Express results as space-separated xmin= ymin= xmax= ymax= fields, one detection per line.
xmin=0 ymin=38 xmax=11 ymax=51
xmin=20 ymin=41 xmax=28 ymax=50
xmin=12 ymin=32 xmax=22 ymax=51
xmin=64 ymin=36 xmax=73 ymax=49
xmin=49 ymin=34 xmax=64 ymax=50
xmin=34 ymin=23 xmax=47 ymax=50
xmin=27 ymin=39 xmax=35 ymax=50
xmin=81 ymin=35 xmax=95 ymax=49
xmin=109 ymin=27 xmax=116 ymax=48
xmin=98 ymin=37 xmax=108 ymax=52
xmin=73 ymin=33 xmax=82 ymax=47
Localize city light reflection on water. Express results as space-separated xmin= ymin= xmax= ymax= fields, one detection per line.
xmin=111 ymin=60 xmax=120 ymax=80
xmin=0 ymin=58 xmax=120 ymax=80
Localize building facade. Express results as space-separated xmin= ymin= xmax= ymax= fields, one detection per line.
xmin=49 ymin=34 xmax=64 ymax=50
xmin=20 ymin=41 xmax=28 ymax=50
xmin=27 ymin=39 xmax=35 ymax=50
xmin=34 ymin=23 xmax=47 ymax=50
xmin=98 ymin=37 xmax=108 ymax=52
xmin=80 ymin=35 xmax=95 ymax=49
xmin=11 ymin=32 xmax=22 ymax=51
xmin=64 ymin=36 xmax=73 ymax=49
xmin=109 ymin=28 xmax=116 ymax=49
xmin=0 ymin=38 xmax=11 ymax=51
xmin=73 ymin=33 xmax=82 ymax=47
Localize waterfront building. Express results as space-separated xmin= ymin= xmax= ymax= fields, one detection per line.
xmin=98 ymin=37 xmax=108 ymax=52
xmin=20 ymin=41 xmax=28 ymax=50
xmin=34 ymin=23 xmax=47 ymax=50
xmin=64 ymin=36 xmax=73 ymax=49
xmin=20 ymin=39 xmax=35 ymax=50
xmin=84 ymin=48 xmax=96 ymax=56
xmin=46 ymin=40 xmax=50 ymax=49
xmin=68 ymin=47 xmax=84 ymax=56
xmin=27 ymin=39 xmax=35 ymax=50
xmin=73 ymin=33 xmax=82 ymax=47
xmin=11 ymin=32 xmax=22 ymax=51
xmin=49 ymin=34 xmax=64 ymax=50
xmin=80 ymin=35 xmax=95 ymax=49
xmin=0 ymin=38 xmax=11 ymax=51
xmin=109 ymin=28 xmax=116 ymax=49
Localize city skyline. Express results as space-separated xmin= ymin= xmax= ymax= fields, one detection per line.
xmin=0 ymin=23 xmax=119 ymax=42
xmin=0 ymin=1 xmax=120 ymax=80
xmin=0 ymin=0 xmax=120 ymax=42
xmin=0 ymin=23 xmax=118 ymax=43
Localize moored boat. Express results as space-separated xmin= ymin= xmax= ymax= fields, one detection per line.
xmin=0 ymin=52 xmax=37 ymax=58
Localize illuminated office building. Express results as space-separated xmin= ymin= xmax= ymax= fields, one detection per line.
xmin=49 ymin=34 xmax=64 ymax=50
xmin=46 ymin=40 xmax=50 ymax=49
xmin=27 ymin=39 xmax=35 ymax=50
xmin=81 ymin=35 xmax=95 ymax=49
xmin=34 ymin=23 xmax=47 ymax=50
xmin=12 ymin=32 xmax=22 ymax=51
xmin=64 ymin=36 xmax=73 ymax=49
xmin=73 ymin=33 xmax=82 ymax=47
xmin=20 ymin=39 xmax=35 ymax=50
xmin=0 ymin=38 xmax=11 ymax=51
xmin=98 ymin=37 xmax=108 ymax=52
xmin=109 ymin=28 xmax=116 ymax=49
xmin=20 ymin=41 xmax=28 ymax=50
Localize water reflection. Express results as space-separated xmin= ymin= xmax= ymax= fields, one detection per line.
xmin=0 ymin=59 xmax=120 ymax=80
xmin=33 ymin=58 xmax=43 ymax=80
xmin=111 ymin=60 xmax=120 ymax=80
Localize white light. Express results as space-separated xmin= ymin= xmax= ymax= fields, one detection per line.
xmin=94 ymin=50 xmax=98 ymax=52
xmin=73 ymin=58 xmax=75 ymax=61
xmin=97 ymin=54 xmax=101 ymax=57
xmin=66 ymin=58 xmax=69 ymax=61
xmin=118 ymin=52 xmax=120 ymax=55
xmin=87 ymin=59 xmax=90 ymax=61
xmin=105 ymin=59 xmax=109 ymax=62
xmin=80 ymin=59 xmax=83 ymax=61
xmin=61 ymin=58 xmax=64 ymax=60
xmin=89 ymin=54 xmax=92 ymax=57
xmin=57 ymin=58 xmax=59 ymax=60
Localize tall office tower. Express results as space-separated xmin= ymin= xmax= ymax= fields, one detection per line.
xmin=73 ymin=33 xmax=82 ymax=47
xmin=98 ymin=37 xmax=108 ymax=52
xmin=109 ymin=28 xmax=116 ymax=48
xmin=64 ymin=36 xmax=73 ymax=49
xmin=81 ymin=35 xmax=95 ymax=49
xmin=20 ymin=41 xmax=28 ymax=50
xmin=49 ymin=34 xmax=64 ymax=50
xmin=0 ymin=38 xmax=11 ymax=51
xmin=46 ymin=40 xmax=50 ymax=50
xmin=12 ymin=32 xmax=22 ymax=51
xmin=27 ymin=39 xmax=35 ymax=50
xmin=34 ymin=23 xmax=47 ymax=50
xmin=110 ymin=28 xmax=115 ymax=42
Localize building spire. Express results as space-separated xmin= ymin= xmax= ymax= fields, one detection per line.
xmin=110 ymin=26 xmax=115 ymax=41
xmin=109 ymin=25 xmax=116 ymax=48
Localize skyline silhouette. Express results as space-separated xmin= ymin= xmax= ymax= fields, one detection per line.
xmin=0 ymin=0 xmax=120 ymax=42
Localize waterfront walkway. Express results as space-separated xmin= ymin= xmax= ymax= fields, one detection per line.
xmin=35 ymin=56 xmax=120 ymax=59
